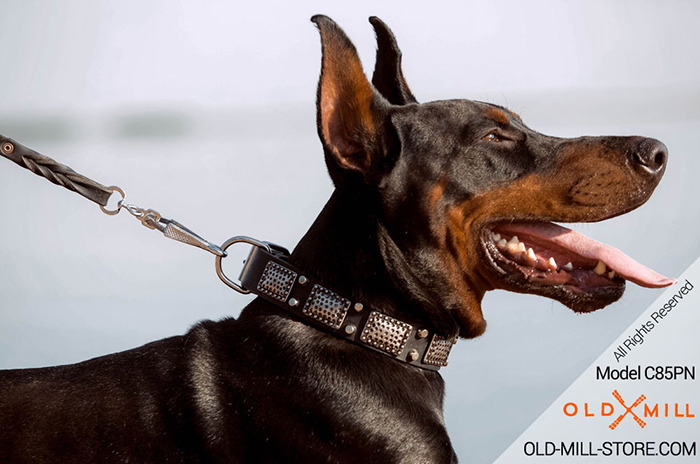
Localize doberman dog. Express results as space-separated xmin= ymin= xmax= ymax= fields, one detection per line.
xmin=0 ymin=15 xmax=673 ymax=463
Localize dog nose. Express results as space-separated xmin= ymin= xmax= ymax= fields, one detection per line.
xmin=632 ymin=138 xmax=667 ymax=177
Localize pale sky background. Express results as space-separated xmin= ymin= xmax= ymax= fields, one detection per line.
xmin=0 ymin=1 xmax=698 ymax=463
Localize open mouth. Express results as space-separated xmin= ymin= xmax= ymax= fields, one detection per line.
xmin=481 ymin=221 xmax=675 ymax=305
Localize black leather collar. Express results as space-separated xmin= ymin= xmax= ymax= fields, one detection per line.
xmin=239 ymin=245 xmax=456 ymax=371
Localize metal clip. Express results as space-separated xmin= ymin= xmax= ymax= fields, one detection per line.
xmin=100 ymin=186 xmax=225 ymax=257
xmin=138 ymin=209 xmax=162 ymax=230
xmin=99 ymin=187 xmax=282 ymax=292
xmin=158 ymin=217 xmax=226 ymax=257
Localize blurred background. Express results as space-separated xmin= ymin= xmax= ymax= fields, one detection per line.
xmin=0 ymin=1 xmax=698 ymax=462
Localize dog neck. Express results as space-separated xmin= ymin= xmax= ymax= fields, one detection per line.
xmin=289 ymin=189 xmax=461 ymax=338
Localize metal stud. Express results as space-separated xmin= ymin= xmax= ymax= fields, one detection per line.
xmin=1 ymin=142 xmax=14 ymax=154
xmin=408 ymin=349 xmax=419 ymax=362
xmin=257 ymin=262 xmax=297 ymax=302
xmin=345 ymin=324 xmax=356 ymax=335
xmin=359 ymin=311 xmax=412 ymax=356
xmin=288 ymin=298 xmax=299 ymax=307
xmin=354 ymin=302 xmax=364 ymax=312
xmin=299 ymin=275 xmax=308 ymax=285
xmin=302 ymin=285 xmax=350 ymax=329
xmin=417 ymin=328 xmax=429 ymax=339
xmin=424 ymin=335 xmax=454 ymax=367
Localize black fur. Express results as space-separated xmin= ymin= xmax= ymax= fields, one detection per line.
xmin=0 ymin=16 xmax=667 ymax=463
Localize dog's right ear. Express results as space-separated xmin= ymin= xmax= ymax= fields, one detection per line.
xmin=312 ymin=15 xmax=391 ymax=186
xmin=369 ymin=17 xmax=417 ymax=105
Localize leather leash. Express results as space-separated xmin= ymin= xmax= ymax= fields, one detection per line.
xmin=1 ymin=136 xmax=112 ymax=206
xmin=1 ymin=136 xmax=455 ymax=370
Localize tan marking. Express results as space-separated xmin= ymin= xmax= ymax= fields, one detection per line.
xmin=484 ymin=107 xmax=509 ymax=125
xmin=427 ymin=178 xmax=446 ymax=209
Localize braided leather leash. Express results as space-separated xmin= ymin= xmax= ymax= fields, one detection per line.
xmin=1 ymin=136 xmax=112 ymax=206
xmin=1 ymin=135 xmax=225 ymax=256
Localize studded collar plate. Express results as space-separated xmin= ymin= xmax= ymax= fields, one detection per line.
xmin=239 ymin=246 xmax=456 ymax=371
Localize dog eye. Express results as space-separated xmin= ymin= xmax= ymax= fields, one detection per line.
xmin=483 ymin=133 xmax=501 ymax=142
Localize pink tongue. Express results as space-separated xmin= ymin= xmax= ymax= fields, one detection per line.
xmin=502 ymin=223 xmax=676 ymax=288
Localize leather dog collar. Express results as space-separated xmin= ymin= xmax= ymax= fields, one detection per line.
xmin=237 ymin=244 xmax=456 ymax=371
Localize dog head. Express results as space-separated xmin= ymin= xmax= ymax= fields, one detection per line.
xmin=312 ymin=15 xmax=673 ymax=338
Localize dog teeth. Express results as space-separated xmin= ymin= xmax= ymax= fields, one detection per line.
xmin=594 ymin=260 xmax=607 ymax=275
xmin=526 ymin=247 xmax=537 ymax=261
xmin=506 ymin=236 xmax=520 ymax=252
xmin=494 ymin=234 xmax=611 ymax=278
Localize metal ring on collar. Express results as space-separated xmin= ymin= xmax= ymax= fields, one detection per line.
xmin=216 ymin=236 xmax=272 ymax=294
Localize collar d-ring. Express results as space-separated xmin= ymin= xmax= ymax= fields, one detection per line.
xmin=216 ymin=236 xmax=272 ymax=294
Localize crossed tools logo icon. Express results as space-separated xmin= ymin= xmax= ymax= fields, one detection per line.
xmin=609 ymin=390 xmax=646 ymax=430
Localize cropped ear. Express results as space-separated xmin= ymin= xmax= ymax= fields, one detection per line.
xmin=312 ymin=15 xmax=390 ymax=185
xmin=369 ymin=17 xmax=417 ymax=105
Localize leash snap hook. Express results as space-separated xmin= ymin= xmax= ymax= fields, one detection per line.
xmin=216 ymin=236 xmax=272 ymax=294
xmin=98 ymin=185 xmax=225 ymax=257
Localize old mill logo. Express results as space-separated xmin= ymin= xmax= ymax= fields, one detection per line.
xmin=563 ymin=390 xmax=694 ymax=429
